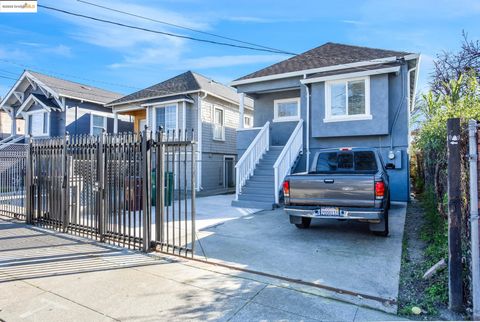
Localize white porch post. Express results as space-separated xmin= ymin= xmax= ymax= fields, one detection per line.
xmin=239 ymin=93 xmax=245 ymax=129
xmin=10 ymin=109 xmax=17 ymax=136
xmin=113 ymin=112 xmax=118 ymax=134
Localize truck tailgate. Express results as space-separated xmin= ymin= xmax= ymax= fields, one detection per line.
xmin=288 ymin=174 xmax=375 ymax=207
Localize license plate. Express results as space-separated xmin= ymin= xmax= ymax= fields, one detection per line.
xmin=314 ymin=207 xmax=340 ymax=217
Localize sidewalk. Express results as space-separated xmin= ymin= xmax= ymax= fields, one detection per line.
xmin=0 ymin=216 xmax=404 ymax=321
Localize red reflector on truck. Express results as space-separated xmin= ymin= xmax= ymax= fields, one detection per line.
xmin=375 ymin=181 xmax=385 ymax=199
xmin=283 ymin=180 xmax=290 ymax=197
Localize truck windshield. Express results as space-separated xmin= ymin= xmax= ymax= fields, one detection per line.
xmin=313 ymin=151 xmax=378 ymax=174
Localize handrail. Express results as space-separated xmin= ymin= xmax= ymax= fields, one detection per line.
xmin=235 ymin=121 xmax=270 ymax=200
xmin=273 ymin=120 xmax=304 ymax=204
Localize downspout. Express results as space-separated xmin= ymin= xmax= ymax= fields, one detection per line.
xmin=303 ymin=74 xmax=311 ymax=171
xmin=197 ymin=91 xmax=207 ymax=191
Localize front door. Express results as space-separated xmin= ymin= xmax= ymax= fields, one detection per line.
xmin=224 ymin=156 xmax=235 ymax=188
xmin=139 ymin=119 xmax=146 ymax=132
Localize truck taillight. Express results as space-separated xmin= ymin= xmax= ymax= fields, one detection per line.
xmin=375 ymin=181 xmax=385 ymax=199
xmin=283 ymin=180 xmax=290 ymax=197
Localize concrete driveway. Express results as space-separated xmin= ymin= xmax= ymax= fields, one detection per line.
xmin=195 ymin=202 xmax=407 ymax=313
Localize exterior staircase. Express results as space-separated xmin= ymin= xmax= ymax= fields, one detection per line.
xmin=231 ymin=146 xmax=283 ymax=209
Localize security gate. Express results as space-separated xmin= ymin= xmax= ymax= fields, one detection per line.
xmin=21 ymin=130 xmax=196 ymax=255
xmin=0 ymin=145 xmax=27 ymax=219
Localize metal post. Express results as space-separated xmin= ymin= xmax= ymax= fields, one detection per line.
xmin=447 ymin=117 xmax=463 ymax=311
xmin=61 ymin=135 xmax=68 ymax=232
xmin=469 ymin=119 xmax=480 ymax=319
xmin=141 ymin=128 xmax=151 ymax=252
xmin=98 ymin=132 xmax=106 ymax=241
xmin=25 ymin=137 xmax=33 ymax=224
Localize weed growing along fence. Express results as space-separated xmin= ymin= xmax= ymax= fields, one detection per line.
xmin=412 ymin=72 xmax=480 ymax=313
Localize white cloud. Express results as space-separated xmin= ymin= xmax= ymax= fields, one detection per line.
xmin=42 ymin=0 xmax=209 ymax=68
xmin=42 ymin=45 xmax=73 ymax=57
xmin=178 ymin=54 xmax=287 ymax=69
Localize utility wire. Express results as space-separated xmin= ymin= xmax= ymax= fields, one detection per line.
xmin=77 ymin=0 xmax=296 ymax=56
xmin=38 ymin=4 xmax=297 ymax=55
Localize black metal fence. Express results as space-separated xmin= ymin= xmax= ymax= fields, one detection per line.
xmin=0 ymin=131 xmax=196 ymax=256
xmin=0 ymin=145 xmax=27 ymax=219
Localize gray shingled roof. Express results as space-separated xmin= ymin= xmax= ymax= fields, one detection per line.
xmin=108 ymin=71 xmax=249 ymax=106
xmin=235 ymin=42 xmax=411 ymax=82
xmin=28 ymin=71 xmax=123 ymax=104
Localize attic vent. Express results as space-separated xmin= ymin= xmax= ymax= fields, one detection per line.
xmin=80 ymin=85 xmax=92 ymax=91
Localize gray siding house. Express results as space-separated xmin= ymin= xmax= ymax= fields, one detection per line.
xmin=0 ymin=70 xmax=132 ymax=144
xmin=232 ymin=42 xmax=420 ymax=209
xmin=107 ymin=71 xmax=253 ymax=195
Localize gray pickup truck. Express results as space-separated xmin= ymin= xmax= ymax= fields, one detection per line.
xmin=283 ymin=148 xmax=391 ymax=236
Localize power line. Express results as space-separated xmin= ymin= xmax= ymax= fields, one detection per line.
xmin=38 ymin=4 xmax=297 ymax=56
xmin=77 ymin=0 xmax=296 ymax=56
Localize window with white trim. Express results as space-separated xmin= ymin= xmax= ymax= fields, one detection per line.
xmin=274 ymin=98 xmax=300 ymax=122
xmin=244 ymin=115 xmax=252 ymax=128
xmin=91 ymin=114 xmax=106 ymax=136
xmin=213 ymin=106 xmax=225 ymax=140
xmin=325 ymin=77 xmax=371 ymax=122
xmin=155 ymin=104 xmax=177 ymax=132
xmin=27 ymin=111 xmax=49 ymax=136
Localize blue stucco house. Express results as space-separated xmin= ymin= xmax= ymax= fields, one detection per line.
xmin=0 ymin=70 xmax=132 ymax=145
xmin=232 ymin=42 xmax=420 ymax=209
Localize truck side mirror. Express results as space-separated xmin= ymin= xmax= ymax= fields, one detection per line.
xmin=385 ymin=163 xmax=395 ymax=170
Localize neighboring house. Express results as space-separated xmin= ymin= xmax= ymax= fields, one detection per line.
xmin=231 ymin=42 xmax=420 ymax=209
xmin=0 ymin=110 xmax=24 ymax=139
xmin=0 ymin=70 xmax=132 ymax=142
xmin=107 ymin=71 xmax=254 ymax=195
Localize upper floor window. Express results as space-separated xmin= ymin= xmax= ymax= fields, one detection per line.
xmin=213 ymin=106 xmax=225 ymax=140
xmin=91 ymin=114 xmax=106 ymax=136
xmin=155 ymin=104 xmax=177 ymax=132
xmin=274 ymin=98 xmax=300 ymax=122
xmin=325 ymin=77 xmax=371 ymax=122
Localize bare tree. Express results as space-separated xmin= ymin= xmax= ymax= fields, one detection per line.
xmin=431 ymin=31 xmax=480 ymax=95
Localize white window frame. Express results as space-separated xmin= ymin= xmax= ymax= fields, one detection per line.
xmin=324 ymin=76 xmax=372 ymax=123
xmin=273 ymin=97 xmax=300 ymax=122
xmin=90 ymin=113 xmax=107 ymax=135
xmin=213 ymin=105 xmax=225 ymax=141
xmin=244 ymin=115 xmax=252 ymax=128
xmin=153 ymin=103 xmax=178 ymax=132
xmin=25 ymin=110 xmax=50 ymax=136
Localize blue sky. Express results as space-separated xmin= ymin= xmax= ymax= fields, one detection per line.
xmin=0 ymin=0 xmax=479 ymax=98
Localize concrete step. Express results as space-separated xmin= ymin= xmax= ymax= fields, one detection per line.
xmin=253 ymin=169 xmax=274 ymax=176
xmin=241 ymin=186 xmax=275 ymax=195
xmin=269 ymin=146 xmax=284 ymax=150
xmin=243 ymin=181 xmax=272 ymax=189
xmin=248 ymin=175 xmax=274 ymax=183
xmin=231 ymin=199 xmax=274 ymax=210
xmin=238 ymin=193 xmax=275 ymax=203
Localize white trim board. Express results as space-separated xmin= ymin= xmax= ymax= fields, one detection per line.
xmin=300 ymin=66 xmax=400 ymax=84
xmin=230 ymin=55 xmax=419 ymax=87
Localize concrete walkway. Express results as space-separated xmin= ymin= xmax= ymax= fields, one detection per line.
xmin=0 ymin=216 xmax=404 ymax=321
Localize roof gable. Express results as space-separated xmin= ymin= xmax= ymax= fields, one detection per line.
xmin=108 ymin=71 xmax=248 ymax=107
xmin=234 ymin=42 xmax=412 ymax=82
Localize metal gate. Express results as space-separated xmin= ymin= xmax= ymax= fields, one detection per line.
xmin=0 ymin=145 xmax=27 ymax=219
xmin=23 ymin=130 xmax=196 ymax=255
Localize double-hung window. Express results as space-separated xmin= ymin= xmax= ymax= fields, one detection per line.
xmin=91 ymin=114 xmax=106 ymax=135
xmin=155 ymin=104 xmax=177 ymax=132
xmin=274 ymin=98 xmax=300 ymax=122
xmin=213 ymin=106 xmax=225 ymax=140
xmin=325 ymin=77 xmax=371 ymax=122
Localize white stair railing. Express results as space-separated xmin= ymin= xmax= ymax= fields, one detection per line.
xmin=273 ymin=120 xmax=304 ymax=204
xmin=235 ymin=121 xmax=270 ymax=200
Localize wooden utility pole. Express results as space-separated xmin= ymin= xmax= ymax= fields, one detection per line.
xmin=447 ymin=118 xmax=463 ymax=311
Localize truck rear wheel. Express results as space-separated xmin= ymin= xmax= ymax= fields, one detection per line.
xmin=295 ymin=217 xmax=311 ymax=229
